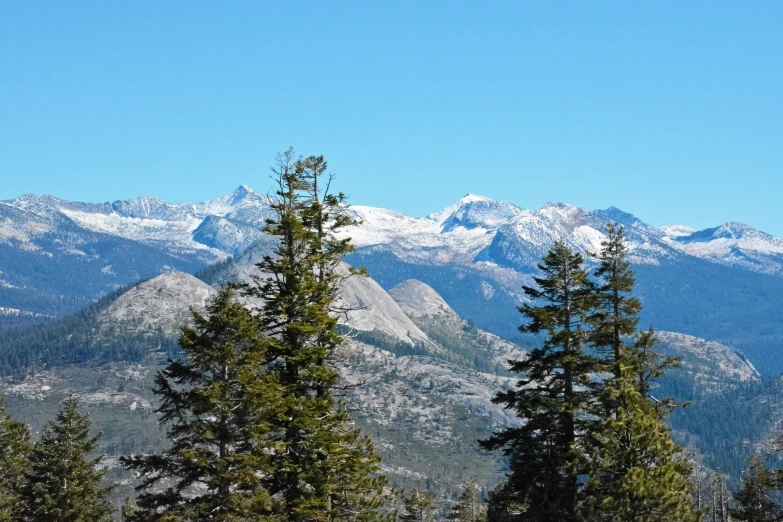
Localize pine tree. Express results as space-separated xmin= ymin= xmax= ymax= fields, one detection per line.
xmin=244 ymin=150 xmax=388 ymax=521
xmin=590 ymin=223 xmax=641 ymax=382
xmin=480 ymin=241 xmax=599 ymax=521
xmin=19 ymin=396 xmax=114 ymax=522
xmin=121 ymin=287 xmax=282 ymax=521
xmin=398 ymin=490 xmax=435 ymax=522
xmin=730 ymin=456 xmax=783 ymax=522
xmin=0 ymin=394 xmax=31 ymax=521
xmin=447 ymin=481 xmax=486 ymax=522
xmin=580 ymin=367 xmax=701 ymax=522
xmin=581 ymin=224 xmax=700 ymax=522
xmin=588 ymin=224 xmax=679 ymax=404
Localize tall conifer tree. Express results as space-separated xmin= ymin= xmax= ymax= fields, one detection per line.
xmin=481 ymin=241 xmax=599 ymax=521
xmin=589 ymin=223 xmax=640 ymax=382
xmin=244 ymin=150 xmax=387 ymax=522
xmin=19 ymin=396 xmax=114 ymax=522
xmin=0 ymin=395 xmax=31 ymax=521
xmin=121 ymin=287 xmax=282 ymax=521
xmin=581 ymin=224 xmax=700 ymax=522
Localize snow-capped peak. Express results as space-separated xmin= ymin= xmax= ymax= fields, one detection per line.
xmin=227 ymin=184 xmax=255 ymax=203
xmin=535 ymin=202 xmax=588 ymax=225
xmin=459 ymin=193 xmax=494 ymax=204
xmin=661 ymin=224 xmax=696 ymax=238
xmin=665 ymin=221 xmax=783 ymax=262
xmin=427 ymin=194 xmax=525 ymax=231
xmin=698 ymin=222 xmax=758 ymax=240
xmin=679 ymin=222 xmax=771 ymax=243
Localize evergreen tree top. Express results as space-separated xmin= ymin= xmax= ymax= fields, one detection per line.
xmin=20 ymin=396 xmax=114 ymax=522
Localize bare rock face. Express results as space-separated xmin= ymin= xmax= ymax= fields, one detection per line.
xmin=656 ymin=331 xmax=760 ymax=387
xmin=213 ymin=243 xmax=431 ymax=346
xmin=99 ymin=271 xmax=216 ymax=335
xmin=335 ymin=265 xmax=430 ymax=346
xmin=388 ymin=279 xmax=455 ymax=319
xmin=389 ymin=279 xmax=526 ymax=371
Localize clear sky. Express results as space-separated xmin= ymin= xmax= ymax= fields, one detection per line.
xmin=2 ymin=2 xmax=783 ymax=234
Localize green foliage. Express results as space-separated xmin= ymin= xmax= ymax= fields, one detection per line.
xmin=19 ymin=396 xmax=114 ymax=522
xmin=581 ymin=367 xmax=700 ymax=522
xmin=194 ymin=256 xmax=234 ymax=285
xmin=0 ymin=394 xmax=31 ymax=521
xmin=121 ymin=287 xmax=281 ymax=521
xmin=398 ymin=490 xmax=435 ymax=522
xmin=581 ymin=224 xmax=699 ymax=522
xmin=0 ymin=281 xmax=178 ymax=378
xmin=730 ymin=456 xmax=783 ymax=522
xmin=242 ymin=150 xmax=389 ymax=521
xmin=669 ymin=378 xmax=780 ymax=483
xmin=481 ymin=241 xmax=600 ymax=520
xmin=589 ymin=223 xmax=641 ymax=371
xmin=484 ymin=229 xmax=701 ymax=521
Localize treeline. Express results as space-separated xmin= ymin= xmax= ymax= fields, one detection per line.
xmin=193 ymin=255 xmax=233 ymax=285
xmin=0 ymin=281 xmax=181 ymax=378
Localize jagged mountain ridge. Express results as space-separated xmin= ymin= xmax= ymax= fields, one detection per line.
xmin=0 ymin=200 xmax=209 ymax=318
xmin=5 ymin=187 xmax=783 ymax=374
xmin=5 ymin=187 xmax=783 ymax=275
xmin=6 ymin=185 xmax=274 ymax=258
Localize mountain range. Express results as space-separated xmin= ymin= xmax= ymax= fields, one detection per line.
xmin=3 ymin=186 xmax=783 ymax=373
xmin=2 ymin=185 xmax=783 ymax=509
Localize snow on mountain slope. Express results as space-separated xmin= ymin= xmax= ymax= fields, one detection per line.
xmin=345 ymin=195 xmax=682 ymax=274
xmin=346 ymin=195 xmax=504 ymax=264
xmin=0 ymin=199 xmax=213 ymax=319
xmin=8 ymin=185 xmax=783 ymax=278
xmin=661 ymin=224 xmax=696 ymax=238
xmin=99 ymin=271 xmax=217 ymax=334
xmin=3 ymin=186 xmax=275 ymax=258
xmin=663 ymin=222 xmax=783 ymax=274
xmin=191 ymin=215 xmax=261 ymax=254
xmin=0 ymin=202 xmax=53 ymax=251
xmin=428 ymin=194 xmax=527 ymax=231
xmin=475 ymin=203 xmax=676 ymax=272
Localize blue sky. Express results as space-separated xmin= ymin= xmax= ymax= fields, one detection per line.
xmin=2 ymin=2 xmax=783 ymax=234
